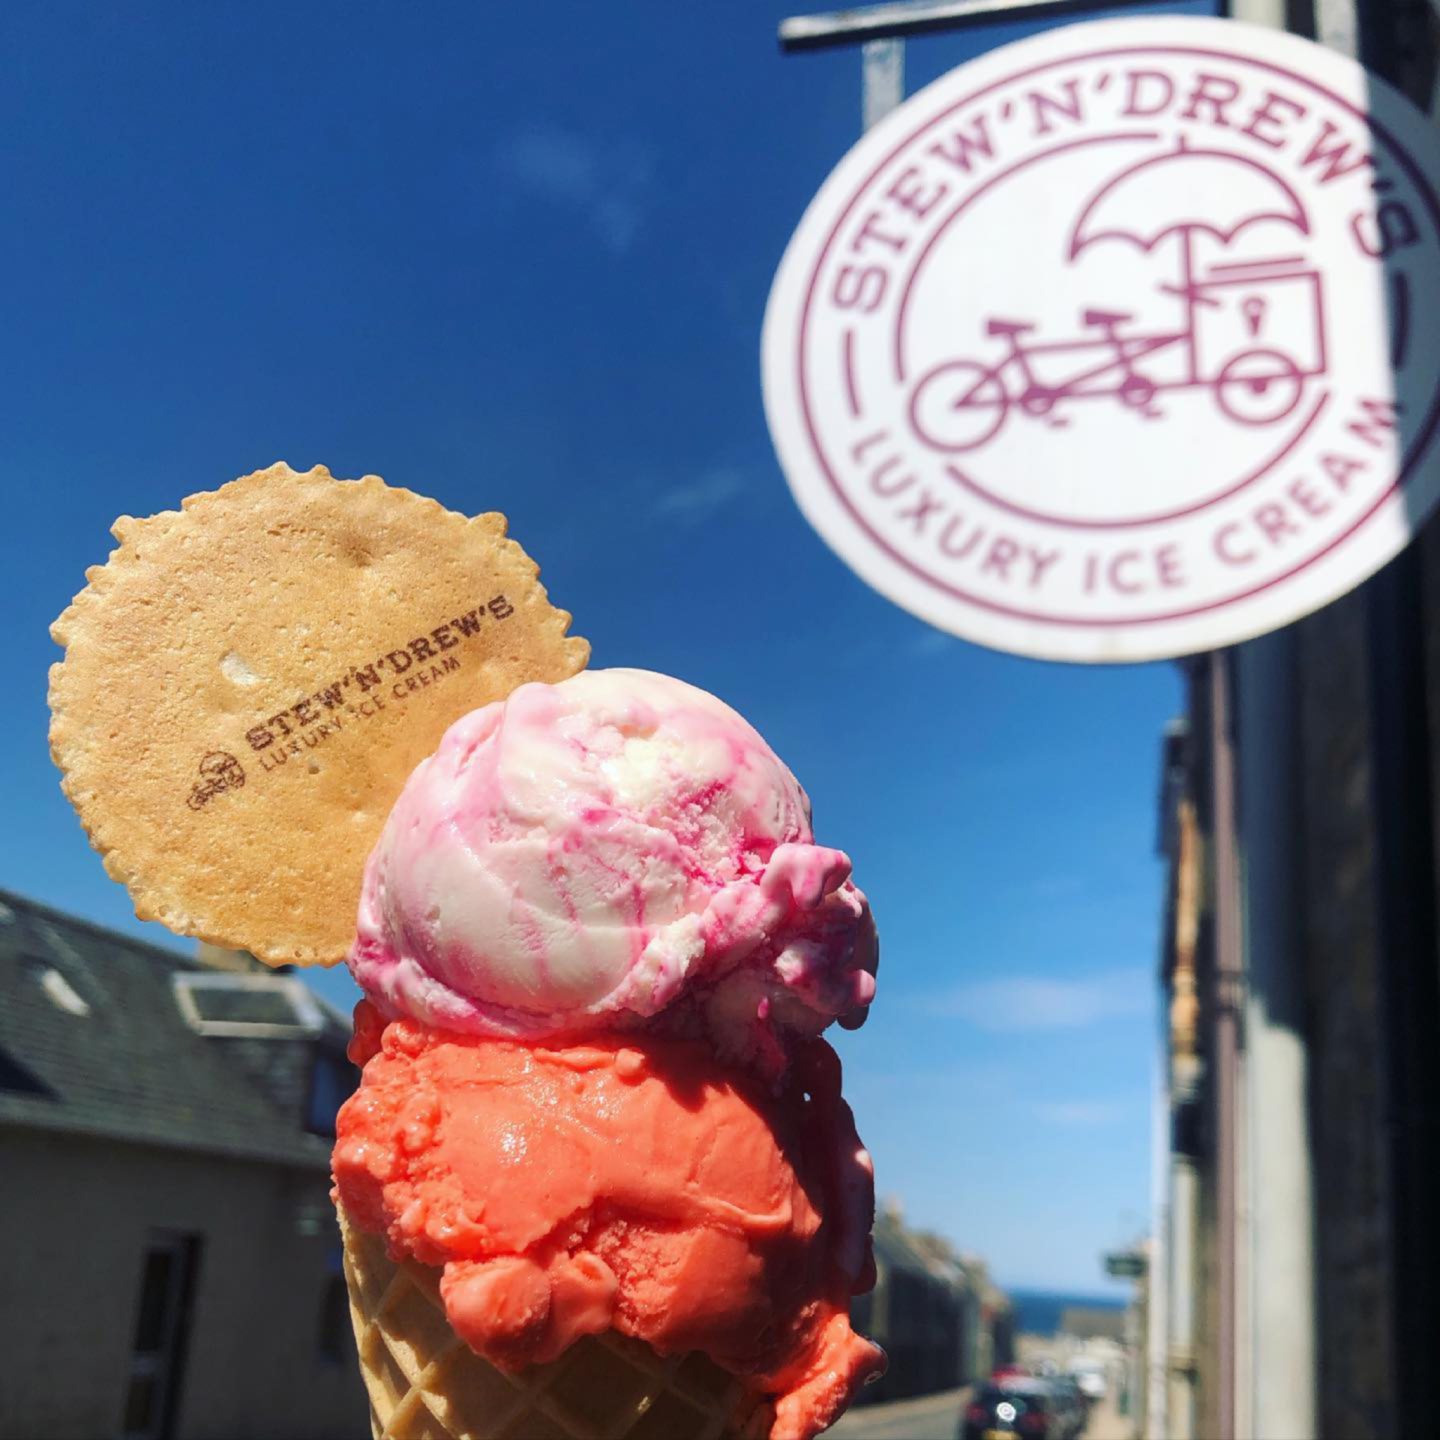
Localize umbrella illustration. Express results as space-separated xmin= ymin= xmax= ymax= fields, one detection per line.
xmin=1053 ymin=141 xmax=1322 ymax=430
xmin=1068 ymin=143 xmax=1310 ymax=259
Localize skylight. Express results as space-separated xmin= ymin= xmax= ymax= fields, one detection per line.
xmin=38 ymin=967 xmax=91 ymax=1017
xmin=21 ymin=956 xmax=94 ymax=1017
xmin=0 ymin=1046 xmax=56 ymax=1098
xmin=171 ymin=972 xmax=326 ymax=1038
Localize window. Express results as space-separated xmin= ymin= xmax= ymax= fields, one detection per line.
xmin=35 ymin=965 xmax=91 ymax=1016
xmin=20 ymin=954 xmax=96 ymax=1016
xmin=172 ymin=971 xmax=325 ymax=1038
xmin=0 ymin=1046 xmax=54 ymax=1098
xmin=306 ymin=1048 xmax=357 ymax=1136
xmin=121 ymin=1232 xmax=201 ymax=1440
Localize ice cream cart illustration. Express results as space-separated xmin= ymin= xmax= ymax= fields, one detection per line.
xmin=909 ymin=144 xmax=1327 ymax=454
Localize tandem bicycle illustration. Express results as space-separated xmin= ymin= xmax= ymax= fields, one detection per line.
xmin=907 ymin=143 xmax=1328 ymax=455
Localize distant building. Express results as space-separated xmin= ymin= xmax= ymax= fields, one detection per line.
xmin=956 ymin=1253 xmax=1014 ymax=1383
xmin=1057 ymin=1307 xmax=1126 ymax=1344
xmin=850 ymin=1202 xmax=1012 ymax=1403
xmin=0 ymin=888 xmax=366 ymax=1440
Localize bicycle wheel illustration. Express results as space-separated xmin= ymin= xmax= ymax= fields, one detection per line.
xmin=1213 ymin=348 xmax=1305 ymax=426
xmin=909 ymin=360 xmax=1010 ymax=453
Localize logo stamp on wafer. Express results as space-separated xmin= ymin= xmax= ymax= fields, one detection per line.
xmin=49 ymin=463 xmax=589 ymax=966
xmin=186 ymin=752 xmax=246 ymax=811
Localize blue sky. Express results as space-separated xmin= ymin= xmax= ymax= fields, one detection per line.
xmin=0 ymin=1 xmax=1199 ymax=1295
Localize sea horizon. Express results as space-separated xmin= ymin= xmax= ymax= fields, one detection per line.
xmin=1007 ymin=1288 xmax=1128 ymax=1338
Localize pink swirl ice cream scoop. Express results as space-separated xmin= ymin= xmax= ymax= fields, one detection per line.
xmin=349 ymin=668 xmax=877 ymax=1074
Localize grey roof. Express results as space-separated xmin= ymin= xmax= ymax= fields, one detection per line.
xmin=0 ymin=887 xmax=348 ymax=1170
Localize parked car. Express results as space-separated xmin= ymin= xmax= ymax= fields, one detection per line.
xmin=1069 ymin=1362 xmax=1107 ymax=1402
xmin=991 ymin=1363 xmax=1032 ymax=1382
xmin=960 ymin=1381 xmax=1065 ymax=1440
xmin=1047 ymin=1375 xmax=1088 ymax=1438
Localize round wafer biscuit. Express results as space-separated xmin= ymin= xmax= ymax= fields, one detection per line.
xmin=49 ymin=462 xmax=589 ymax=966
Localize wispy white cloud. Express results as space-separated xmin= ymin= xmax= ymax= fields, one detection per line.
xmin=849 ymin=619 xmax=958 ymax=665
xmin=649 ymin=466 xmax=749 ymax=524
xmin=1031 ymin=1099 xmax=1130 ymax=1127
xmin=929 ymin=966 xmax=1152 ymax=1031
xmin=493 ymin=124 xmax=654 ymax=255
xmin=907 ymin=628 xmax=958 ymax=658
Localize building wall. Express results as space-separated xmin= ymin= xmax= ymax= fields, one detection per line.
xmin=1295 ymin=594 xmax=1397 ymax=1440
xmin=850 ymin=1241 xmax=994 ymax=1404
xmin=1157 ymin=576 xmax=1419 ymax=1440
xmin=1177 ymin=664 xmax=1219 ymax=1440
xmin=0 ymin=1129 xmax=365 ymax=1440
xmin=1147 ymin=16 xmax=1440 ymax=1437
xmin=856 ymin=1261 xmax=964 ymax=1403
xmin=989 ymin=1301 xmax=1014 ymax=1370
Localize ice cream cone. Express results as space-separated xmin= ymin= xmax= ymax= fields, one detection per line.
xmin=338 ymin=1209 xmax=774 ymax=1440
xmin=47 ymin=473 xmax=881 ymax=1440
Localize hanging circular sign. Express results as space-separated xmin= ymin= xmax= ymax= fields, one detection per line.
xmin=762 ymin=16 xmax=1440 ymax=662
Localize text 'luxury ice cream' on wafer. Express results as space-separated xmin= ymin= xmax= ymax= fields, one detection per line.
xmin=48 ymin=465 xmax=886 ymax=1440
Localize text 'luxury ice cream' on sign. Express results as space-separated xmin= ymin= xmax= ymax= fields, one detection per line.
xmin=763 ymin=16 xmax=1440 ymax=662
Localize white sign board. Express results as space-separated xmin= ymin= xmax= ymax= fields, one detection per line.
xmin=762 ymin=16 xmax=1440 ymax=662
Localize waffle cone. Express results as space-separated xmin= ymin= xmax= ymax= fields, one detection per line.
xmin=338 ymin=1209 xmax=774 ymax=1440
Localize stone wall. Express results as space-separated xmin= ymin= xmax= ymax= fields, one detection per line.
xmin=1295 ymin=589 xmax=1395 ymax=1440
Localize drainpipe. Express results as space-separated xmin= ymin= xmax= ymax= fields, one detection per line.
xmin=1146 ymin=1040 xmax=1170 ymax=1440
xmin=1166 ymin=1107 xmax=1201 ymax=1440
xmin=1166 ymin=786 xmax=1203 ymax=1440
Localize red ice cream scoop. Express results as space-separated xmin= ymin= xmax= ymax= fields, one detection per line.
xmin=334 ymin=1004 xmax=884 ymax=1440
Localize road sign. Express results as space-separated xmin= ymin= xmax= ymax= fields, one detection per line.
xmin=763 ymin=15 xmax=1440 ymax=661
xmin=1105 ymin=1249 xmax=1148 ymax=1278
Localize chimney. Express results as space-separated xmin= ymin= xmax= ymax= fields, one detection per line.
xmin=195 ymin=942 xmax=267 ymax=974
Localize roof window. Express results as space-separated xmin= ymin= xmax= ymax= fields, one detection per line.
xmin=0 ymin=1046 xmax=55 ymax=1098
xmin=21 ymin=956 xmax=93 ymax=1017
xmin=171 ymin=972 xmax=325 ymax=1038
xmin=38 ymin=966 xmax=92 ymax=1016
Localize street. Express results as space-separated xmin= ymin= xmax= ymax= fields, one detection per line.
xmin=1081 ymin=1393 xmax=1132 ymax=1440
xmin=828 ymin=1385 xmax=1132 ymax=1440
xmin=829 ymin=1388 xmax=969 ymax=1440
